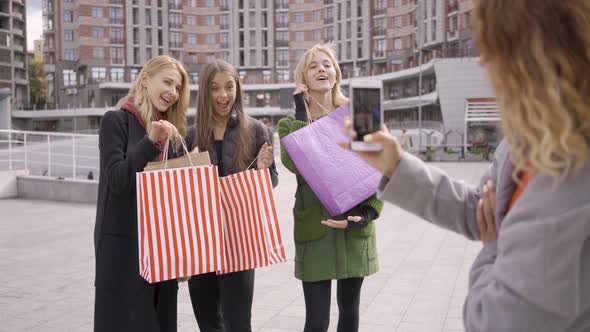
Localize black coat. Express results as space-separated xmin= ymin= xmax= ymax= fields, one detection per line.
xmin=94 ymin=110 xmax=177 ymax=332
xmin=186 ymin=115 xmax=279 ymax=186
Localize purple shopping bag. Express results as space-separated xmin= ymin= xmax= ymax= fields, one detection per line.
xmin=281 ymin=104 xmax=382 ymax=217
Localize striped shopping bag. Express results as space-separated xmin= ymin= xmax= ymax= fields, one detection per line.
xmin=136 ymin=165 xmax=225 ymax=283
xmin=218 ymin=168 xmax=286 ymax=274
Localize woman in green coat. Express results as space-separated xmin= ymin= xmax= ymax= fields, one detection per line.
xmin=278 ymin=43 xmax=383 ymax=332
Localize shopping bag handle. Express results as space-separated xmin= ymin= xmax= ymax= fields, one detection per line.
xmin=161 ymin=135 xmax=197 ymax=170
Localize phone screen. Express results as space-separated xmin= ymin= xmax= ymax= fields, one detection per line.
xmin=352 ymin=87 xmax=382 ymax=141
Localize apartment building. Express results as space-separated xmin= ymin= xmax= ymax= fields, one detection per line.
xmin=0 ymin=0 xmax=29 ymax=110
xmin=42 ymin=0 xmax=475 ymax=110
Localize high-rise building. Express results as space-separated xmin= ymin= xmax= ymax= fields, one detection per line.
xmin=0 ymin=0 xmax=29 ymax=110
xmin=42 ymin=0 xmax=476 ymax=110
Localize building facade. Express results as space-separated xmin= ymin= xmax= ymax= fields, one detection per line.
xmin=42 ymin=0 xmax=476 ymax=110
xmin=0 ymin=0 xmax=29 ymax=110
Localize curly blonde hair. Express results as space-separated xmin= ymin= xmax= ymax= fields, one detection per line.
xmin=474 ymin=0 xmax=590 ymax=181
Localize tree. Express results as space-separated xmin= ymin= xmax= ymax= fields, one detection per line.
xmin=29 ymin=59 xmax=46 ymax=109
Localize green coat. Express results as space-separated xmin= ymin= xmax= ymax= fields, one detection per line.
xmin=278 ymin=114 xmax=384 ymax=282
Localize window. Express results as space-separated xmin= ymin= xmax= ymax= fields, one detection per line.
xmin=91 ymin=7 xmax=102 ymax=18
xmin=262 ymin=50 xmax=268 ymax=66
xmin=111 ymin=27 xmax=123 ymax=43
xmin=130 ymin=68 xmax=139 ymax=81
xmin=187 ymin=15 xmax=196 ymax=25
xmin=277 ymin=70 xmax=289 ymax=83
xmin=277 ymin=30 xmax=288 ymax=42
xmin=206 ymin=34 xmax=215 ymax=45
xmin=188 ymin=0 xmax=197 ymax=7
xmin=62 ymin=69 xmax=76 ymax=86
xmin=295 ymin=31 xmax=304 ymax=42
xmin=170 ymin=32 xmax=181 ymax=47
xmin=110 ymin=7 xmax=122 ymax=24
xmin=207 ymin=54 xmax=216 ymax=63
xmin=64 ymin=49 xmax=75 ymax=61
xmin=295 ymin=12 xmax=304 ymax=23
xmin=313 ymin=29 xmax=321 ymax=41
xmin=313 ymin=10 xmax=321 ymax=21
xmin=220 ymin=32 xmax=228 ymax=48
xmin=394 ymin=38 xmax=402 ymax=50
xmin=188 ymin=52 xmax=197 ymax=63
xmin=64 ymin=29 xmax=73 ymax=41
xmin=91 ymin=67 xmax=106 ymax=83
xmin=249 ymin=12 xmax=256 ymax=28
xmin=189 ymin=72 xmax=198 ymax=84
xmin=188 ymin=34 xmax=196 ymax=45
xmin=64 ymin=10 xmax=73 ymax=22
xmin=145 ymin=9 xmax=152 ymax=25
xmin=206 ymin=0 xmax=214 ymax=6
xmin=394 ymin=0 xmax=401 ymax=8
xmin=206 ymin=16 xmax=214 ymax=26
xmin=170 ymin=13 xmax=181 ymax=28
xmin=250 ymin=50 xmax=256 ymax=66
xmin=276 ymin=50 xmax=288 ymax=67
xmin=110 ymin=68 xmax=124 ymax=82
xmin=394 ymin=16 xmax=402 ymax=28
xmin=277 ymin=13 xmax=288 ymax=28
xmin=93 ymin=47 xmax=104 ymax=59
xmin=374 ymin=38 xmax=385 ymax=57
xmin=92 ymin=27 xmax=104 ymax=39
xmin=220 ymin=14 xmax=229 ymax=29
xmin=111 ymin=47 xmax=124 ymax=64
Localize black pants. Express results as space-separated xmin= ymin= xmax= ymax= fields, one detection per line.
xmin=302 ymin=277 xmax=364 ymax=332
xmin=188 ymin=269 xmax=255 ymax=332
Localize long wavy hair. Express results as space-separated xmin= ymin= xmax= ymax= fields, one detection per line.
xmin=193 ymin=60 xmax=254 ymax=170
xmin=294 ymin=42 xmax=348 ymax=112
xmin=474 ymin=0 xmax=590 ymax=181
xmin=116 ymin=55 xmax=189 ymax=137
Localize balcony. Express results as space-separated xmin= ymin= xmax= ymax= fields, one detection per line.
xmin=373 ymin=27 xmax=386 ymax=36
xmin=169 ymin=23 xmax=182 ymax=30
xmin=372 ymin=50 xmax=386 ymax=59
xmin=168 ymin=2 xmax=181 ymax=10
xmin=110 ymin=0 xmax=123 ymax=4
xmin=220 ymin=42 xmax=228 ymax=49
xmin=220 ymin=23 xmax=229 ymax=30
xmin=220 ymin=4 xmax=229 ymax=11
xmin=276 ymin=22 xmax=288 ymax=29
xmin=275 ymin=40 xmax=288 ymax=48
xmin=14 ymin=60 xmax=24 ymax=68
xmin=447 ymin=2 xmax=459 ymax=14
xmin=110 ymin=18 xmax=123 ymax=25
xmin=110 ymin=38 xmax=124 ymax=44
xmin=276 ymin=2 xmax=288 ymax=10
xmin=324 ymin=17 xmax=333 ymax=24
xmin=447 ymin=30 xmax=458 ymax=41
xmin=169 ymin=42 xmax=182 ymax=49
xmin=13 ymin=28 xmax=23 ymax=36
xmin=14 ymin=44 xmax=24 ymax=52
xmin=13 ymin=0 xmax=24 ymax=5
xmin=374 ymin=8 xmax=386 ymax=16
xmin=12 ymin=12 xmax=23 ymax=21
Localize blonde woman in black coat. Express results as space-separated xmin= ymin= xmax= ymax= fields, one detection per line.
xmin=94 ymin=55 xmax=190 ymax=332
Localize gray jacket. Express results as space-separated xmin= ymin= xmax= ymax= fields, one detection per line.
xmin=378 ymin=141 xmax=590 ymax=331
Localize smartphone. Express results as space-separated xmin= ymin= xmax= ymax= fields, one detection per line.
xmin=350 ymin=86 xmax=383 ymax=151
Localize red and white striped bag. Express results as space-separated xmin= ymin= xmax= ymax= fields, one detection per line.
xmin=136 ymin=165 xmax=226 ymax=283
xmin=218 ymin=168 xmax=286 ymax=274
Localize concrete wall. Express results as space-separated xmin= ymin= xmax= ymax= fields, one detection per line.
xmin=0 ymin=170 xmax=29 ymax=198
xmin=0 ymin=88 xmax=11 ymax=130
xmin=17 ymin=176 xmax=98 ymax=204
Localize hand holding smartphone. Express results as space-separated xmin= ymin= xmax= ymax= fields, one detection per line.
xmin=350 ymin=86 xmax=383 ymax=151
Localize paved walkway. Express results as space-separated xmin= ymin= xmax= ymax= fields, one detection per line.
xmin=0 ymin=162 xmax=489 ymax=332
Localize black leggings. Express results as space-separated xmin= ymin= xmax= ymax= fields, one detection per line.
xmin=188 ymin=269 xmax=255 ymax=332
xmin=302 ymin=277 xmax=364 ymax=332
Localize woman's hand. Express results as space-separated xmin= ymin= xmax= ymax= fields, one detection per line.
xmin=147 ymin=120 xmax=179 ymax=144
xmin=293 ymin=84 xmax=309 ymax=97
xmin=339 ymin=120 xmax=403 ymax=178
xmin=477 ymin=180 xmax=497 ymax=244
xmin=321 ymin=216 xmax=362 ymax=229
xmin=256 ymin=142 xmax=273 ymax=169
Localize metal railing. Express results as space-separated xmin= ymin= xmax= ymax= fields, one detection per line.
xmin=0 ymin=130 xmax=99 ymax=180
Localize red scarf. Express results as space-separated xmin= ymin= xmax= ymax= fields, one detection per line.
xmin=120 ymin=98 xmax=168 ymax=161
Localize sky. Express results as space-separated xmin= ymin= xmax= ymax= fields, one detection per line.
xmin=27 ymin=0 xmax=44 ymax=50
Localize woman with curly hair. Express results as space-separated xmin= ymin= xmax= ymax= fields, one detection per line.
xmin=346 ymin=0 xmax=590 ymax=330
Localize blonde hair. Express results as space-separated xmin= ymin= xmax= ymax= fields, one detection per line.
xmin=193 ymin=60 xmax=254 ymax=170
xmin=116 ymin=55 xmax=189 ymax=137
xmin=474 ymin=0 xmax=590 ymax=181
xmin=294 ymin=42 xmax=348 ymax=109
